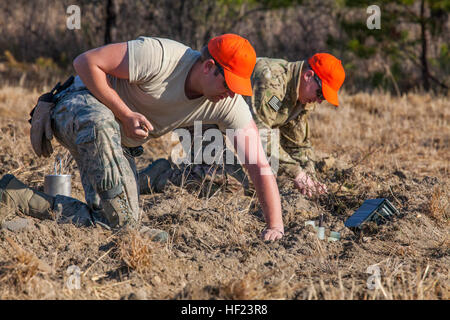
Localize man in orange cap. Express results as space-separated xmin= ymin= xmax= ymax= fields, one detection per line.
xmin=24 ymin=34 xmax=285 ymax=241
xmin=245 ymin=53 xmax=346 ymax=197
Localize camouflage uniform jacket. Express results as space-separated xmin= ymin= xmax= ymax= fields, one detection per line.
xmin=244 ymin=58 xmax=317 ymax=179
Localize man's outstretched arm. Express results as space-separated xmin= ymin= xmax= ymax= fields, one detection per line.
xmin=232 ymin=120 xmax=284 ymax=241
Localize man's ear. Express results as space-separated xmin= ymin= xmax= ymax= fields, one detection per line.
xmin=202 ymin=59 xmax=215 ymax=74
xmin=303 ymin=69 xmax=314 ymax=82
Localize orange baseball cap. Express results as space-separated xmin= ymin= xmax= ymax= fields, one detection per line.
xmin=208 ymin=34 xmax=256 ymax=96
xmin=308 ymin=53 xmax=345 ymax=106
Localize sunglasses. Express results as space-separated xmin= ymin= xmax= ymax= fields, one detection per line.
xmin=212 ymin=59 xmax=231 ymax=91
xmin=313 ymin=73 xmax=325 ymax=100
xmin=309 ymin=64 xmax=325 ymax=101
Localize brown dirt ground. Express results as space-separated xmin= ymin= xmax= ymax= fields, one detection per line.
xmin=0 ymin=86 xmax=448 ymax=300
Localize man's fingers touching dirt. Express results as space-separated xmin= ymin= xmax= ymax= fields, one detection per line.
xmin=261 ymin=227 xmax=284 ymax=241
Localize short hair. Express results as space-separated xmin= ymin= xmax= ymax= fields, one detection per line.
xmin=200 ymin=45 xmax=220 ymax=76
xmin=200 ymin=45 xmax=213 ymax=62
xmin=303 ymin=59 xmax=314 ymax=75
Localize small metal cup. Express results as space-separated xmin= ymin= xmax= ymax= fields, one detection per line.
xmin=44 ymin=175 xmax=72 ymax=197
xmin=44 ymin=157 xmax=72 ymax=197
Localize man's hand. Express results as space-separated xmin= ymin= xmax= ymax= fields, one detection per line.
xmin=294 ymin=171 xmax=327 ymax=197
xmin=30 ymin=101 xmax=54 ymax=157
xmin=120 ymin=111 xmax=153 ymax=140
xmin=261 ymin=226 xmax=284 ymax=241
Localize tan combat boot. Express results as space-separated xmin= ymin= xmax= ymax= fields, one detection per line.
xmin=98 ymin=185 xmax=137 ymax=228
xmin=101 ymin=193 xmax=131 ymax=228
xmin=0 ymin=174 xmax=54 ymax=221
xmin=0 ymin=174 xmax=94 ymax=227
xmin=96 ymin=186 xmax=169 ymax=242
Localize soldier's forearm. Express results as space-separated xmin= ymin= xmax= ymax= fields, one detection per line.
xmin=245 ymin=164 xmax=283 ymax=230
xmin=281 ymin=161 xmax=316 ymax=181
xmin=233 ymin=120 xmax=283 ymax=231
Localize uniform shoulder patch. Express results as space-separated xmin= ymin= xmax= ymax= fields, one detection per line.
xmin=268 ymin=95 xmax=282 ymax=112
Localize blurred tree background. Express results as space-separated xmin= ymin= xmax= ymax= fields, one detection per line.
xmin=0 ymin=0 xmax=448 ymax=94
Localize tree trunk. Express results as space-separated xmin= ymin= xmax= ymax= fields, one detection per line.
xmin=420 ymin=0 xmax=430 ymax=91
xmin=105 ymin=0 xmax=118 ymax=44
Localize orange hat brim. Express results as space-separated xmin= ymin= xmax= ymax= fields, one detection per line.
xmin=224 ymin=69 xmax=253 ymax=96
xmin=322 ymin=81 xmax=339 ymax=107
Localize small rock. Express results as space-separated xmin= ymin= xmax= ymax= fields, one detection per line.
xmin=304 ymin=220 xmax=316 ymax=228
xmin=317 ymin=157 xmax=336 ymax=173
xmin=135 ymin=288 xmax=147 ymax=300
xmin=362 ymin=236 xmax=372 ymax=243
xmin=152 ymin=275 xmax=161 ymax=285
xmin=2 ymin=218 xmax=30 ymax=232
xmin=139 ymin=226 xmax=169 ymax=243
xmin=393 ymin=170 xmax=407 ymax=179
xmin=127 ymin=293 xmax=138 ymax=300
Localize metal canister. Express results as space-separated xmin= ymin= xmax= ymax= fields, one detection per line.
xmin=44 ymin=157 xmax=72 ymax=197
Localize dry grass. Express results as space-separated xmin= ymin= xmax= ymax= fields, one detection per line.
xmin=115 ymin=230 xmax=158 ymax=276
xmin=0 ymin=85 xmax=448 ymax=300
xmin=0 ymin=246 xmax=39 ymax=286
xmin=221 ymin=269 xmax=288 ymax=300
xmin=310 ymin=91 xmax=449 ymax=177
xmin=0 ymin=235 xmax=54 ymax=299
xmin=427 ymin=187 xmax=449 ymax=223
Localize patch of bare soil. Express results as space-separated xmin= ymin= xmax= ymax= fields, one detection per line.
xmin=0 ymin=87 xmax=448 ymax=300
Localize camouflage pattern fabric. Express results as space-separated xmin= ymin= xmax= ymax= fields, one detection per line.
xmin=51 ymin=84 xmax=140 ymax=226
xmin=138 ymin=122 xmax=252 ymax=196
xmin=171 ymin=124 xmax=251 ymax=196
xmin=244 ymin=58 xmax=317 ymax=179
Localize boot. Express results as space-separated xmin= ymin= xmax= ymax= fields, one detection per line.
xmin=0 ymin=174 xmax=94 ymax=227
xmin=138 ymin=158 xmax=173 ymax=194
xmin=0 ymin=174 xmax=54 ymax=221
xmin=98 ymin=185 xmax=136 ymax=228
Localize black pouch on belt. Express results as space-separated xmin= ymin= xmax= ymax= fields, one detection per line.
xmin=124 ymin=146 xmax=144 ymax=158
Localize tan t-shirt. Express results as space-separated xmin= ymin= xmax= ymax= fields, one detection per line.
xmin=107 ymin=36 xmax=253 ymax=147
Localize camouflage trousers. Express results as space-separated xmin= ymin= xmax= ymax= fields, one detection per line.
xmin=138 ymin=123 xmax=314 ymax=196
xmin=139 ymin=124 xmax=253 ymax=196
xmin=139 ymin=158 xmax=253 ymax=197
xmin=50 ymin=83 xmax=140 ymax=226
xmin=172 ymin=161 xmax=252 ymax=196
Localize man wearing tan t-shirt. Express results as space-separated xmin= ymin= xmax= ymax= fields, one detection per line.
xmin=6 ymin=34 xmax=284 ymax=241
